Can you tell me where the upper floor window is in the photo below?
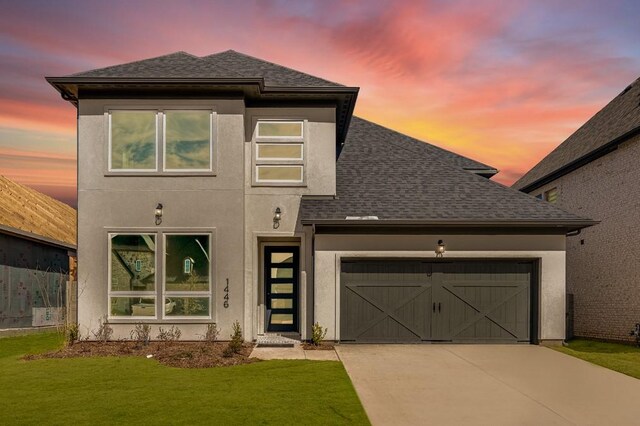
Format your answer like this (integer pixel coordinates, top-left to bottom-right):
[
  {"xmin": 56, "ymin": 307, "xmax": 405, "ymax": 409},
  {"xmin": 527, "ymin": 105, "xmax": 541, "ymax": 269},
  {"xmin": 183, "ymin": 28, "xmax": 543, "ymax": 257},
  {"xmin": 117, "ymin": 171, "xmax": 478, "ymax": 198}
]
[
  {"xmin": 110, "ymin": 111, "xmax": 158, "ymax": 171},
  {"xmin": 257, "ymin": 121, "xmax": 303, "ymax": 139},
  {"xmin": 109, "ymin": 109, "xmax": 214, "ymax": 173},
  {"xmin": 544, "ymin": 187, "xmax": 558, "ymax": 204},
  {"xmin": 255, "ymin": 120, "xmax": 305, "ymax": 185}
]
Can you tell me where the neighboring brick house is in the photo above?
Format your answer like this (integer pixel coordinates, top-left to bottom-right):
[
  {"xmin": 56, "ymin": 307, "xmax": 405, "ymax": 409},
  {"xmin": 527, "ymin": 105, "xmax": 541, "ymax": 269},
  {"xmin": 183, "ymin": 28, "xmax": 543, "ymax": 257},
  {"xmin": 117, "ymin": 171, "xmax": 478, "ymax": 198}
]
[{"xmin": 513, "ymin": 76, "xmax": 640, "ymax": 342}]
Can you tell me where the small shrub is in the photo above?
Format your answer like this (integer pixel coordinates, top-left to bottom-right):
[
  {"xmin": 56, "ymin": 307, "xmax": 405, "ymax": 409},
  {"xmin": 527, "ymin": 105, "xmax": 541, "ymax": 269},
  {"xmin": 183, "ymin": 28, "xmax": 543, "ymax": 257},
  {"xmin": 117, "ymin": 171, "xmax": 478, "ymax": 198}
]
[
  {"xmin": 64, "ymin": 323, "xmax": 80, "ymax": 346},
  {"xmin": 130, "ymin": 323, "xmax": 151, "ymax": 346},
  {"xmin": 222, "ymin": 346, "xmax": 235, "ymax": 358},
  {"xmin": 157, "ymin": 325, "xmax": 181, "ymax": 343},
  {"xmin": 201, "ymin": 323, "xmax": 220, "ymax": 344},
  {"xmin": 311, "ymin": 322, "xmax": 328, "ymax": 346},
  {"xmin": 93, "ymin": 316, "xmax": 113, "ymax": 342},
  {"xmin": 226, "ymin": 320, "xmax": 243, "ymax": 354}
]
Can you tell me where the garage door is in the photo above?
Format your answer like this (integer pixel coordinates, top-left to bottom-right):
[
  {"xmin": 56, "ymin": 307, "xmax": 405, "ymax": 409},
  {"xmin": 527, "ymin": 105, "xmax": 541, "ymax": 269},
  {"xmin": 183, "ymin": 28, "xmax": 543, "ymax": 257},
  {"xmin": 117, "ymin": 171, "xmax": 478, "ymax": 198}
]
[{"xmin": 340, "ymin": 260, "xmax": 533, "ymax": 343}]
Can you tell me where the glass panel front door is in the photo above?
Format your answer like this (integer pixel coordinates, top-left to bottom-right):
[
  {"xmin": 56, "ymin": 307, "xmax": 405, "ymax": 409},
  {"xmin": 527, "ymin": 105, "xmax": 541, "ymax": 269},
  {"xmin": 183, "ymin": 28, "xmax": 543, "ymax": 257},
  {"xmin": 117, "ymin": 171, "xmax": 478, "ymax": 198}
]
[{"xmin": 265, "ymin": 246, "xmax": 299, "ymax": 332}]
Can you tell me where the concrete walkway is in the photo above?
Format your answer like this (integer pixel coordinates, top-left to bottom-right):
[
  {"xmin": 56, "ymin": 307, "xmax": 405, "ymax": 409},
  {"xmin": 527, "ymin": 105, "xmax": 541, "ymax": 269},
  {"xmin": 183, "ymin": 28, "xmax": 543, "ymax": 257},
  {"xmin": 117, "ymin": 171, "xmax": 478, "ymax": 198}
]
[
  {"xmin": 250, "ymin": 344, "xmax": 339, "ymax": 361},
  {"xmin": 336, "ymin": 344, "xmax": 640, "ymax": 425}
]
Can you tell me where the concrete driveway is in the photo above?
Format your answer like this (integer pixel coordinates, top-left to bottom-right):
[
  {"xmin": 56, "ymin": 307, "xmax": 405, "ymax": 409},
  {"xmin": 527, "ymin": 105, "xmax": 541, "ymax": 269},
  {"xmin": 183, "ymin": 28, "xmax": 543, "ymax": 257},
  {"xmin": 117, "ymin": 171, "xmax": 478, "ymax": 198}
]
[{"xmin": 336, "ymin": 345, "xmax": 640, "ymax": 425}]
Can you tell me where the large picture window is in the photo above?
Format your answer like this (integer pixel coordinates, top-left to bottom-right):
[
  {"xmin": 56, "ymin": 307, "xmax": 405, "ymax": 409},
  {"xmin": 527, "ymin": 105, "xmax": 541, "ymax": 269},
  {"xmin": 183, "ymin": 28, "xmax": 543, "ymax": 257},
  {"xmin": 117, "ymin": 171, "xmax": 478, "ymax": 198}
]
[
  {"xmin": 108, "ymin": 232, "xmax": 212, "ymax": 320},
  {"xmin": 108, "ymin": 109, "xmax": 214, "ymax": 173},
  {"xmin": 255, "ymin": 120, "xmax": 305, "ymax": 184}
]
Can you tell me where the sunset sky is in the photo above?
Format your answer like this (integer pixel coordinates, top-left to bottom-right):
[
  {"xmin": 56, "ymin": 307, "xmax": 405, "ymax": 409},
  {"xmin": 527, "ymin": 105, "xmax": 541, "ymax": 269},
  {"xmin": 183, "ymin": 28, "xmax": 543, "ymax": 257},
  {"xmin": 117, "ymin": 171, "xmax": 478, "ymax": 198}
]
[{"xmin": 1, "ymin": 0, "xmax": 639, "ymax": 207}]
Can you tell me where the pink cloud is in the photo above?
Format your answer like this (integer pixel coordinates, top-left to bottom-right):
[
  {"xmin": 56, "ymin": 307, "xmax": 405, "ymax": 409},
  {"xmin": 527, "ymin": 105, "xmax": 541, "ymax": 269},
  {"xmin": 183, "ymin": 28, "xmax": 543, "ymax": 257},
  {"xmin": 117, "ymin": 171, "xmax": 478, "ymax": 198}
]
[{"xmin": 0, "ymin": 0, "xmax": 638, "ymax": 205}]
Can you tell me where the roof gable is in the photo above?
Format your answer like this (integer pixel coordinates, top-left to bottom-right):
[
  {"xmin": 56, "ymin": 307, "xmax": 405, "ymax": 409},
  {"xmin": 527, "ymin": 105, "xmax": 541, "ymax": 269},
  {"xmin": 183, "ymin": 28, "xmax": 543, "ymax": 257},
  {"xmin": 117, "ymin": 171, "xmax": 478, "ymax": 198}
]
[{"xmin": 514, "ymin": 76, "xmax": 640, "ymax": 191}]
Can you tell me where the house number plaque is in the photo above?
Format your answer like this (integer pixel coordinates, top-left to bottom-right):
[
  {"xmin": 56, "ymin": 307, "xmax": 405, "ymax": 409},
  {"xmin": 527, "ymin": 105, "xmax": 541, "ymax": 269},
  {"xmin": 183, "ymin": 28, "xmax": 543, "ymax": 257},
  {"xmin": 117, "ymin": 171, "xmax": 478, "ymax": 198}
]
[{"xmin": 223, "ymin": 278, "xmax": 229, "ymax": 308}]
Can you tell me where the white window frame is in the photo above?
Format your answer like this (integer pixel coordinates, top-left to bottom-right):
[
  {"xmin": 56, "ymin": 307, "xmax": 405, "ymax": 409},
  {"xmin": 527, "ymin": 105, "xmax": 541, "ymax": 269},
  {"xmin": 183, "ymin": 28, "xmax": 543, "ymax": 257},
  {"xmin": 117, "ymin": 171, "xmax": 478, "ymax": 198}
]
[
  {"xmin": 162, "ymin": 233, "xmax": 213, "ymax": 320},
  {"xmin": 255, "ymin": 165, "xmax": 305, "ymax": 184},
  {"xmin": 256, "ymin": 143, "xmax": 304, "ymax": 161},
  {"xmin": 107, "ymin": 231, "xmax": 214, "ymax": 321},
  {"xmin": 254, "ymin": 119, "xmax": 306, "ymax": 185},
  {"xmin": 108, "ymin": 233, "xmax": 158, "ymax": 320},
  {"xmin": 107, "ymin": 108, "xmax": 216, "ymax": 174},
  {"xmin": 162, "ymin": 109, "xmax": 215, "ymax": 173},
  {"xmin": 108, "ymin": 111, "xmax": 159, "ymax": 172},
  {"xmin": 256, "ymin": 120, "xmax": 304, "ymax": 140}
]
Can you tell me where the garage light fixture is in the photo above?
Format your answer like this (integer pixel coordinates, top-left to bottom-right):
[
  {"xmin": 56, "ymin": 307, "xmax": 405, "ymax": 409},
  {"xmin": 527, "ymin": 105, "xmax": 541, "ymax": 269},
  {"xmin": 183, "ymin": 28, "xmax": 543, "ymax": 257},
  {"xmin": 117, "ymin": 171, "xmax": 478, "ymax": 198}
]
[
  {"xmin": 155, "ymin": 203, "xmax": 163, "ymax": 226},
  {"xmin": 435, "ymin": 240, "xmax": 446, "ymax": 257}
]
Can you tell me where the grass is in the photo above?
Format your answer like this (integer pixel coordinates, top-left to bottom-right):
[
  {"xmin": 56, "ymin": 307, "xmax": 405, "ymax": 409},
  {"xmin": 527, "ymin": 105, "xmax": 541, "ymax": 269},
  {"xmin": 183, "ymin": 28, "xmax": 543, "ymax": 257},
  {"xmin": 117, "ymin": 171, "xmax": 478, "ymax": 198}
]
[
  {"xmin": 0, "ymin": 333, "xmax": 369, "ymax": 425},
  {"xmin": 554, "ymin": 338, "xmax": 640, "ymax": 379}
]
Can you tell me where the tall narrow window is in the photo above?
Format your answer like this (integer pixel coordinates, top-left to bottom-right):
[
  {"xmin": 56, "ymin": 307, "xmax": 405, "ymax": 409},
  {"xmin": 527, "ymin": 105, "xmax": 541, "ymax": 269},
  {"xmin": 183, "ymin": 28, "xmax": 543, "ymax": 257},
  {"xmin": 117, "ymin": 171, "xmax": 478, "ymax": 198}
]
[
  {"xmin": 109, "ymin": 234, "xmax": 156, "ymax": 318},
  {"xmin": 164, "ymin": 110, "xmax": 212, "ymax": 171},
  {"xmin": 255, "ymin": 120, "xmax": 304, "ymax": 184},
  {"xmin": 164, "ymin": 234, "xmax": 211, "ymax": 317},
  {"xmin": 109, "ymin": 111, "xmax": 157, "ymax": 170}
]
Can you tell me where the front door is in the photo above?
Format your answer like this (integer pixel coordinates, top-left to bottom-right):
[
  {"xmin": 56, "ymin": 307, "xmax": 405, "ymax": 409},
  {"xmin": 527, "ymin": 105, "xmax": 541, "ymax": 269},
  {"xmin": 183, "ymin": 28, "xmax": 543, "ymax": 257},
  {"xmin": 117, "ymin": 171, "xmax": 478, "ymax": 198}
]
[{"xmin": 264, "ymin": 246, "xmax": 299, "ymax": 332}]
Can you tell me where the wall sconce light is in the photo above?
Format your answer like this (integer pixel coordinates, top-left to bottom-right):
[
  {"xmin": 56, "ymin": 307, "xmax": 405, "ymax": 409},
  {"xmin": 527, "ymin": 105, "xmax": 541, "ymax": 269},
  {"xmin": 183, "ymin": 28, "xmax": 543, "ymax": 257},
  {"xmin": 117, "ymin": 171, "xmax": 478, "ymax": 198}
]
[
  {"xmin": 155, "ymin": 203, "xmax": 163, "ymax": 225},
  {"xmin": 273, "ymin": 207, "xmax": 282, "ymax": 229},
  {"xmin": 435, "ymin": 239, "xmax": 446, "ymax": 257}
]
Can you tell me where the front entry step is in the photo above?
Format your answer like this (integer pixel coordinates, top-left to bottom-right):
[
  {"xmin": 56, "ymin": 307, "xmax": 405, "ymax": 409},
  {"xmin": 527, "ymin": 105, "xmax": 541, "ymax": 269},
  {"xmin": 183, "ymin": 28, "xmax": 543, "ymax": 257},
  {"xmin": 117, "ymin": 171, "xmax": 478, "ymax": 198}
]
[{"xmin": 255, "ymin": 333, "xmax": 300, "ymax": 348}]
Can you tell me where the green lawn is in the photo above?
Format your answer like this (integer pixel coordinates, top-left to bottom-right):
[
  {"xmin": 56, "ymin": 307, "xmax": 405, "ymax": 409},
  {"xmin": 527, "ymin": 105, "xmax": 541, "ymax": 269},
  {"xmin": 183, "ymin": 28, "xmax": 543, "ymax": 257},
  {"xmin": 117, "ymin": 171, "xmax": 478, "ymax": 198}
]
[
  {"xmin": 554, "ymin": 338, "xmax": 640, "ymax": 379},
  {"xmin": 0, "ymin": 333, "xmax": 369, "ymax": 425}
]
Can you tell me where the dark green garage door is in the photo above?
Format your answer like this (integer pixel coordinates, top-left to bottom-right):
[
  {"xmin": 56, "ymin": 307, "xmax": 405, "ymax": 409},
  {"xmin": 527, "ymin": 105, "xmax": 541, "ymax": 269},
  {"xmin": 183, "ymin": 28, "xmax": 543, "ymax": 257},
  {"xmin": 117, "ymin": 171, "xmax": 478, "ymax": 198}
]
[{"xmin": 340, "ymin": 260, "xmax": 533, "ymax": 343}]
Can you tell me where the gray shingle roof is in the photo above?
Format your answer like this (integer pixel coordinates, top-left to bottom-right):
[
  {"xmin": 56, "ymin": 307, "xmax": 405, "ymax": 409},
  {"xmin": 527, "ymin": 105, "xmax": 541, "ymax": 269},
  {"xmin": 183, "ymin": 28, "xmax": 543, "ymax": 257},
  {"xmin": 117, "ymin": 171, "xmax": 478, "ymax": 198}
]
[
  {"xmin": 513, "ymin": 76, "xmax": 640, "ymax": 191},
  {"xmin": 70, "ymin": 50, "xmax": 343, "ymax": 87},
  {"xmin": 202, "ymin": 50, "xmax": 343, "ymax": 87},
  {"xmin": 301, "ymin": 117, "xmax": 591, "ymax": 225}
]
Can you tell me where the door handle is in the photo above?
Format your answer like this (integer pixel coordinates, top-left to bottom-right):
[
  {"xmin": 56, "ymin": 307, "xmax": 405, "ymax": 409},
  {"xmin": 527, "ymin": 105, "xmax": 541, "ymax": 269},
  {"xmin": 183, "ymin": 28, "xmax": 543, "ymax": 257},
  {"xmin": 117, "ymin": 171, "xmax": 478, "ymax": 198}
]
[
  {"xmin": 433, "ymin": 302, "xmax": 436, "ymax": 313},
  {"xmin": 438, "ymin": 302, "xmax": 441, "ymax": 313}
]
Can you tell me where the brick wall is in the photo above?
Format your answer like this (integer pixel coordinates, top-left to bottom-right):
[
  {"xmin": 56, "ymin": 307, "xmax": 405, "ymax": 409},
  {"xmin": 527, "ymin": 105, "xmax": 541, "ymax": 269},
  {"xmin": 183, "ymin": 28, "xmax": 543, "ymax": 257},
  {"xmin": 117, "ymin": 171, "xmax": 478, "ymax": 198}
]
[{"xmin": 532, "ymin": 134, "xmax": 640, "ymax": 342}]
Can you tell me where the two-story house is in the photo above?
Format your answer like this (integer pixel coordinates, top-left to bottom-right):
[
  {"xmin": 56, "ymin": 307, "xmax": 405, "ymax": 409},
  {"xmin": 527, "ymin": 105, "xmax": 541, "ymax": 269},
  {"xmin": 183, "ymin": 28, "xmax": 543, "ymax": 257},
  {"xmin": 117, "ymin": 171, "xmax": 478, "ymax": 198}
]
[
  {"xmin": 514, "ymin": 76, "xmax": 640, "ymax": 342},
  {"xmin": 47, "ymin": 50, "xmax": 594, "ymax": 344}
]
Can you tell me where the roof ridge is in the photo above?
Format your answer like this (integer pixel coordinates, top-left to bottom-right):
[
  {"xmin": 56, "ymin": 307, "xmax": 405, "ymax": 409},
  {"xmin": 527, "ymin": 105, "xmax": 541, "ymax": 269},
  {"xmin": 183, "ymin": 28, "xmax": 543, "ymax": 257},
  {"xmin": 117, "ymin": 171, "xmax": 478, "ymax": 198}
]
[
  {"xmin": 204, "ymin": 49, "xmax": 345, "ymax": 87},
  {"xmin": 69, "ymin": 51, "xmax": 199, "ymax": 77}
]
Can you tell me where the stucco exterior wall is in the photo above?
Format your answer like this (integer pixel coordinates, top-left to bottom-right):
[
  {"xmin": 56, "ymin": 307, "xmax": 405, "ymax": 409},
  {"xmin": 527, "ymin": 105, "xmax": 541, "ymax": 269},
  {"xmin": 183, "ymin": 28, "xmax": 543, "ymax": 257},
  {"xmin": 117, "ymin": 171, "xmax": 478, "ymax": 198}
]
[
  {"xmin": 77, "ymin": 99, "xmax": 246, "ymax": 340},
  {"xmin": 77, "ymin": 99, "xmax": 334, "ymax": 340},
  {"xmin": 314, "ymin": 234, "xmax": 567, "ymax": 342},
  {"xmin": 243, "ymin": 107, "xmax": 335, "ymax": 341},
  {"xmin": 531, "ymin": 134, "xmax": 640, "ymax": 342}
]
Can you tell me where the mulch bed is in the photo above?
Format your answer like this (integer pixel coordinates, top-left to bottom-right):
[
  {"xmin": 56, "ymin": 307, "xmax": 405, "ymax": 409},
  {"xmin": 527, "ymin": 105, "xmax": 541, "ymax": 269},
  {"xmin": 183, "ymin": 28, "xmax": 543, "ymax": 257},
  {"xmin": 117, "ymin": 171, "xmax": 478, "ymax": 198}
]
[
  {"xmin": 301, "ymin": 342, "xmax": 335, "ymax": 351},
  {"xmin": 23, "ymin": 341, "xmax": 257, "ymax": 368}
]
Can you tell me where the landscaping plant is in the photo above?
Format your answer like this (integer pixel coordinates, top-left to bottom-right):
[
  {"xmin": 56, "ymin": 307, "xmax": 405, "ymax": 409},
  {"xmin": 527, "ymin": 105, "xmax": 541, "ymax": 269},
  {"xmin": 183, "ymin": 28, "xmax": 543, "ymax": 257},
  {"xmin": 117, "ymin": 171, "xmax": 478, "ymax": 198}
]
[
  {"xmin": 224, "ymin": 320, "xmax": 243, "ymax": 356},
  {"xmin": 311, "ymin": 322, "xmax": 328, "ymax": 346},
  {"xmin": 92, "ymin": 316, "xmax": 113, "ymax": 342},
  {"xmin": 130, "ymin": 323, "xmax": 151, "ymax": 346},
  {"xmin": 202, "ymin": 323, "xmax": 220, "ymax": 344},
  {"xmin": 64, "ymin": 323, "xmax": 80, "ymax": 346},
  {"xmin": 157, "ymin": 326, "xmax": 182, "ymax": 343}
]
